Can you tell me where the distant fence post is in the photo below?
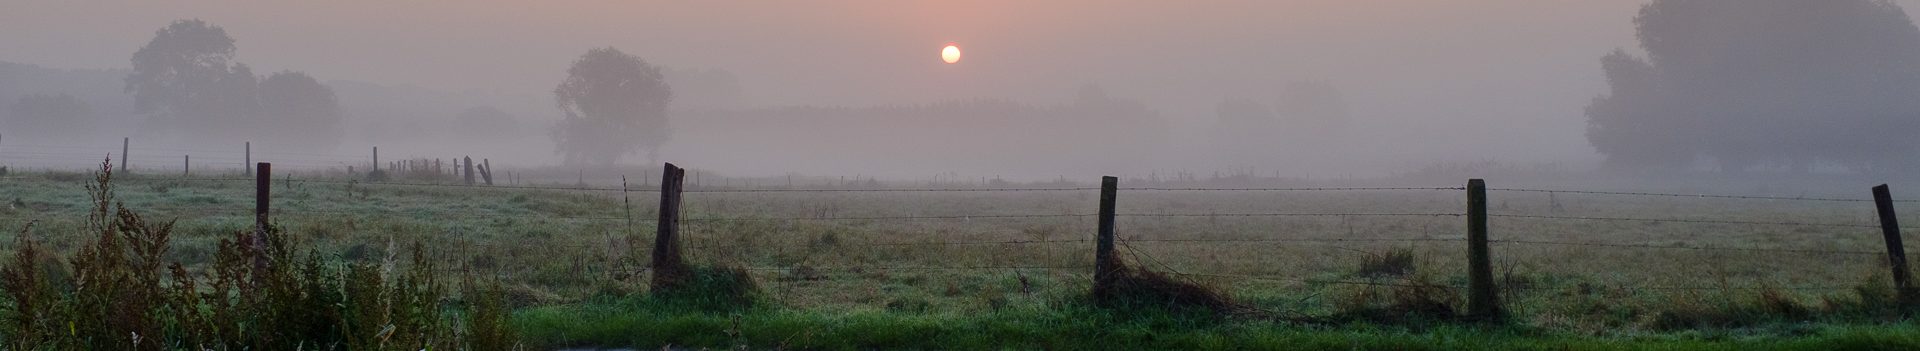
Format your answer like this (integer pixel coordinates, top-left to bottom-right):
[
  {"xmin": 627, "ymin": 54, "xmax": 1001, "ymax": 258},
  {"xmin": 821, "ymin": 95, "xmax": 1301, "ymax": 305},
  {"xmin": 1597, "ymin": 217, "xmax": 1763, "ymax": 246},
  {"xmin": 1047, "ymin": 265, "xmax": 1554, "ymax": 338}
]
[
  {"xmin": 480, "ymin": 158, "xmax": 493, "ymax": 186},
  {"xmin": 244, "ymin": 142, "xmax": 251, "ymax": 176},
  {"xmin": 463, "ymin": 156, "xmax": 475, "ymax": 185},
  {"xmin": 1093, "ymin": 176, "xmax": 1119, "ymax": 299},
  {"xmin": 1872, "ymin": 184, "xmax": 1915, "ymax": 306},
  {"xmin": 121, "ymin": 137, "xmax": 129, "ymax": 173},
  {"xmin": 183, "ymin": 155, "xmax": 189, "ymax": 176},
  {"xmin": 651, "ymin": 163, "xmax": 687, "ymax": 289},
  {"xmin": 1467, "ymin": 178, "xmax": 1500, "ymax": 320},
  {"xmin": 253, "ymin": 162, "xmax": 272, "ymax": 272},
  {"xmin": 622, "ymin": 175, "xmax": 632, "ymax": 232}
]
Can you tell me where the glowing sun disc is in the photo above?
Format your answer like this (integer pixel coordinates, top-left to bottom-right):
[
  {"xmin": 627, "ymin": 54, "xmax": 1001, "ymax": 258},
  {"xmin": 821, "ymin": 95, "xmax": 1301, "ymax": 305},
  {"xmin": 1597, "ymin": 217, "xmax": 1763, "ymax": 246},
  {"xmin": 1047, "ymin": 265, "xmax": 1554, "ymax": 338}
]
[{"xmin": 942, "ymin": 43, "xmax": 962, "ymax": 64}]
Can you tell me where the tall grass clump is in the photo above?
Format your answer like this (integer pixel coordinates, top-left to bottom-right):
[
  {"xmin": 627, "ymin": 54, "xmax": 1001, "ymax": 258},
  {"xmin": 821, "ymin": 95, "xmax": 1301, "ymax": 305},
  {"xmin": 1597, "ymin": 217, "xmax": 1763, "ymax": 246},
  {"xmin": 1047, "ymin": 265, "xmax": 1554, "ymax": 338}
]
[{"xmin": 0, "ymin": 159, "xmax": 519, "ymax": 350}]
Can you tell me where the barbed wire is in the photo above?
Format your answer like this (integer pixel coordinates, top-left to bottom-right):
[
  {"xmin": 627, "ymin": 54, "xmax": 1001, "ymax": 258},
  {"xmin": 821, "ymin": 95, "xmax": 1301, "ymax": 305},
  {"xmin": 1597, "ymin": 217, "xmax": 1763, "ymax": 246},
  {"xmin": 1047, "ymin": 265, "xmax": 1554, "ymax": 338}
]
[
  {"xmin": 1490, "ymin": 239, "xmax": 1883, "ymax": 255},
  {"xmin": 683, "ymin": 214, "xmax": 1095, "ymax": 222},
  {"xmin": 1125, "ymin": 238, "xmax": 1463, "ymax": 244},
  {"xmin": 1577, "ymin": 285, "xmax": 1855, "ymax": 291},
  {"xmin": 816, "ymin": 239, "xmax": 1089, "ymax": 247},
  {"xmin": 303, "ymin": 179, "xmax": 629, "ymax": 192},
  {"xmin": 1117, "ymin": 213, "xmax": 1462, "ymax": 218},
  {"xmin": 1119, "ymin": 187, "xmax": 1464, "ymax": 192},
  {"xmin": 1487, "ymin": 214, "xmax": 1879, "ymax": 228},
  {"xmin": 686, "ymin": 187, "xmax": 1099, "ymax": 193},
  {"xmin": 742, "ymin": 265, "xmax": 1091, "ymax": 271},
  {"xmin": 1489, "ymin": 188, "xmax": 1917, "ymax": 203},
  {"xmin": 1171, "ymin": 272, "xmax": 1468, "ymax": 289}
]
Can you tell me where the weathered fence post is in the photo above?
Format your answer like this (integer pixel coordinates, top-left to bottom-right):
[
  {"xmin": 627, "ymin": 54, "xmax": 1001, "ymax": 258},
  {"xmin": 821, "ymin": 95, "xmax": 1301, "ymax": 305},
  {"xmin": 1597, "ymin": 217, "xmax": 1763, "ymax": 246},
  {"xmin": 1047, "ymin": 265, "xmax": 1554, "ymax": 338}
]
[
  {"xmin": 463, "ymin": 156, "xmax": 475, "ymax": 185},
  {"xmin": 244, "ymin": 142, "xmax": 251, "ymax": 176},
  {"xmin": 183, "ymin": 155, "xmax": 189, "ymax": 176},
  {"xmin": 651, "ymin": 163, "xmax": 687, "ymax": 289},
  {"xmin": 372, "ymin": 146, "xmax": 379, "ymax": 172},
  {"xmin": 481, "ymin": 158, "xmax": 493, "ymax": 185},
  {"xmin": 622, "ymin": 175, "xmax": 633, "ymax": 233},
  {"xmin": 1093, "ymin": 176, "xmax": 1119, "ymax": 299},
  {"xmin": 1873, "ymin": 184, "xmax": 1915, "ymax": 305},
  {"xmin": 253, "ymin": 162, "xmax": 272, "ymax": 272},
  {"xmin": 1467, "ymin": 178, "xmax": 1500, "ymax": 320},
  {"xmin": 121, "ymin": 137, "xmax": 129, "ymax": 173}
]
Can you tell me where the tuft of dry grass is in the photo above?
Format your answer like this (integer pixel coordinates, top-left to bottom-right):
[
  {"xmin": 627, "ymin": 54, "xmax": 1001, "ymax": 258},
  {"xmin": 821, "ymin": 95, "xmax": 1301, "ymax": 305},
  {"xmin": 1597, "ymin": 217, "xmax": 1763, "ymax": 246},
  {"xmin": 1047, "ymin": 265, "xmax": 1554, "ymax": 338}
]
[{"xmin": 1094, "ymin": 255, "xmax": 1236, "ymax": 314}]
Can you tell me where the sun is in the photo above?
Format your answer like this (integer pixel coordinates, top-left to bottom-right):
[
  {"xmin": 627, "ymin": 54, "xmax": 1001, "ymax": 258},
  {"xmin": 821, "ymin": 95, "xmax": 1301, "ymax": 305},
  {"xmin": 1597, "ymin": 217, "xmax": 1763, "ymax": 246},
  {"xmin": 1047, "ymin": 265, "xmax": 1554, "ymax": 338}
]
[{"xmin": 942, "ymin": 43, "xmax": 962, "ymax": 64}]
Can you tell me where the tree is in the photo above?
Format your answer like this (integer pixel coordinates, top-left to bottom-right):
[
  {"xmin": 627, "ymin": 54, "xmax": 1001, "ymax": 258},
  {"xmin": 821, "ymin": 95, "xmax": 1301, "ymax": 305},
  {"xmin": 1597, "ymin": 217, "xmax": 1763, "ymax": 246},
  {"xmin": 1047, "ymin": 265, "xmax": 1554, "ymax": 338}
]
[
  {"xmin": 5, "ymin": 94, "xmax": 94, "ymax": 142},
  {"xmin": 552, "ymin": 47, "xmax": 673, "ymax": 166},
  {"xmin": 257, "ymin": 71, "xmax": 343, "ymax": 150},
  {"xmin": 125, "ymin": 19, "xmax": 258, "ymax": 142},
  {"xmin": 1590, "ymin": 0, "xmax": 1920, "ymax": 173}
]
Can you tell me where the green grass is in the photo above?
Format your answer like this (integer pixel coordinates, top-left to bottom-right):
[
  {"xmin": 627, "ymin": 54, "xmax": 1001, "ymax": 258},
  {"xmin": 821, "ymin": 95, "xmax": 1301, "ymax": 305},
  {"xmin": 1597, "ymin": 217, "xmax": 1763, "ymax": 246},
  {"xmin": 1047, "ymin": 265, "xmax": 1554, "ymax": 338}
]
[
  {"xmin": 5, "ymin": 170, "xmax": 1920, "ymax": 348},
  {"xmin": 515, "ymin": 298, "xmax": 1920, "ymax": 350}
]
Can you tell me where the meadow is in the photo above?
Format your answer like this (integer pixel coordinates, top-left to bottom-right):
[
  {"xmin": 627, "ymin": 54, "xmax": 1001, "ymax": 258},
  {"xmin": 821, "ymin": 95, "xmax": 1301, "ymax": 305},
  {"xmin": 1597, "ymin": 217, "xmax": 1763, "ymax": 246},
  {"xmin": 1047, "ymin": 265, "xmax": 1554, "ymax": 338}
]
[{"xmin": 1, "ymin": 165, "xmax": 1917, "ymax": 350}]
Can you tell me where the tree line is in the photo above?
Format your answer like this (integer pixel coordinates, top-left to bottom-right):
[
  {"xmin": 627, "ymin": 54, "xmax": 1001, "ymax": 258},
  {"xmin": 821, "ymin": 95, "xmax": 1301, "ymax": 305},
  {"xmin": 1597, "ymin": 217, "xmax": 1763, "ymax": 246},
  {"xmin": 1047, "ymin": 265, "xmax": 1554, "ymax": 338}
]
[{"xmin": 1587, "ymin": 0, "xmax": 1920, "ymax": 174}]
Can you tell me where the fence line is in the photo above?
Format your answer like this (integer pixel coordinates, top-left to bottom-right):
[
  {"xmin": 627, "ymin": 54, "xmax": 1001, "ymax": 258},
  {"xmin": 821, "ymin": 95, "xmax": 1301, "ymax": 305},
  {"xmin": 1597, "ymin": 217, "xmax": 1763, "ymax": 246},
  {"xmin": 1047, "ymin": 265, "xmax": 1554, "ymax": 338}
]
[
  {"xmin": 1490, "ymin": 239, "xmax": 1883, "ymax": 255},
  {"xmin": 1118, "ymin": 187, "xmax": 1464, "ymax": 192},
  {"xmin": 1118, "ymin": 213, "xmax": 1461, "ymax": 218},
  {"xmin": 1487, "ymin": 214, "xmax": 1879, "ymax": 228},
  {"xmin": 5, "ymin": 165, "xmax": 1917, "ymax": 315},
  {"xmin": 1491, "ymin": 187, "xmax": 1919, "ymax": 203}
]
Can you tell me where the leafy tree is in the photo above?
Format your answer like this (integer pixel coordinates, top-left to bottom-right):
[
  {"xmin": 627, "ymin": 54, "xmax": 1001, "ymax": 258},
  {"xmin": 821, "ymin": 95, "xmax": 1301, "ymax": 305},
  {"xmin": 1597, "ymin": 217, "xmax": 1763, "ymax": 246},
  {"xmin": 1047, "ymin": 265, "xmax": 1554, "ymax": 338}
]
[
  {"xmin": 4, "ymin": 93, "xmax": 95, "ymax": 141},
  {"xmin": 125, "ymin": 19, "xmax": 258, "ymax": 141},
  {"xmin": 1590, "ymin": 0, "xmax": 1920, "ymax": 173},
  {"xmin": 257, "ymin": 71, "xmax": 342, "ymax": 150},
  {"xmin": 552, "ymin": 47, "xmax": 673, "ymax": 166}
]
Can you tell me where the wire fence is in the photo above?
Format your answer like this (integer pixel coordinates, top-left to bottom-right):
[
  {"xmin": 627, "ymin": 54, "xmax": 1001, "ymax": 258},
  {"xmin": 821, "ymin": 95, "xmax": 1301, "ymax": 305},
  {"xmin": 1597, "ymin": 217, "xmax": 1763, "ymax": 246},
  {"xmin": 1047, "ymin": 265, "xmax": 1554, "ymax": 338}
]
[{"xmin": 1, "ymin": 166, "xmax": 1915, "ymax": 312}]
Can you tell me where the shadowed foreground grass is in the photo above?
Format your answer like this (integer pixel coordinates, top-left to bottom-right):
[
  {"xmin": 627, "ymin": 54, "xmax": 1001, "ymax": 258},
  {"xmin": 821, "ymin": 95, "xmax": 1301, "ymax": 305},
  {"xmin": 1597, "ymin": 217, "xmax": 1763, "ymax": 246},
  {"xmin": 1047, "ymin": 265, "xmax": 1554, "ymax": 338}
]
[{"xmin": 515, "ymin": 299, "xmax": 1920, "ymax": 350}]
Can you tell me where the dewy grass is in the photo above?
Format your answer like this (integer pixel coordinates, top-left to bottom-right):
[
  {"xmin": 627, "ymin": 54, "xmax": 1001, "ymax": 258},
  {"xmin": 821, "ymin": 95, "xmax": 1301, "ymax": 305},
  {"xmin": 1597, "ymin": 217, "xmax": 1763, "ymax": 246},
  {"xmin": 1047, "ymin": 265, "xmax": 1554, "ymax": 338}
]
[
  {"xmin": 6, "ymin": 168, "xmax": 1920, "ymax": 348},
  {"xmin": 514, "ymin": 299, "xmax": 1920, "ymax": 350}
]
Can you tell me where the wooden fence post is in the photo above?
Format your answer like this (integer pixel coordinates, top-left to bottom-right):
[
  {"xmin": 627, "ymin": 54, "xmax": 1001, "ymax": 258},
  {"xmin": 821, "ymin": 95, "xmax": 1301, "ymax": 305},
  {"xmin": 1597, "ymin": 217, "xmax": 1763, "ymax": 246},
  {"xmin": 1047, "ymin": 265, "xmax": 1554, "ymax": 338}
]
[
  {"xmin": 183, "ymin": 155, "xmax": 189, "ymax": 176},
  {"xmin": 1467, "ymin": 178, "xmax": 1500, "ymax": 320},
  {"xmin": 463, "ymin": 156, "xmax": 475, "ymax": 185},
  {"xmin": 244, "ymin": 142, "xmax": 251, "ymax": 176},
  {"xmin": 481, "ymin": 159, "xmax": 493, "ymax": 185},
  {"xmin": 1873, "ymin": 184, "xmax": 1915, "ymax": 305},
  {"xmin": 651, "ymin": 163, "xmax": 687, "ymax": 289},
  {"xmin": 253, "ymin": 162, "xmax": 272, "ymax": 272},
  {"xmin": 1093, "ymin": 176, "xmax": 1119, "ymax": 299},
  {"xmin": 121, "ymin": 137, "xmax": 129, "ymax": 173}
]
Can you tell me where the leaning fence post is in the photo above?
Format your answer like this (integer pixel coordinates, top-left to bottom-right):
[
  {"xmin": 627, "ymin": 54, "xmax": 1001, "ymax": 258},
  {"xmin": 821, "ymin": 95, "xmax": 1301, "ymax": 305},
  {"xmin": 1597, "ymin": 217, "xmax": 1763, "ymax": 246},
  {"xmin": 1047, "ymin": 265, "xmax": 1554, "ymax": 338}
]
[
  {"xmin": 1093, "ymin": 176, "xmax": 1119, "ymax": 299},
  {"xmin": 1873, "ymin": 184, "xmax": 1915, "ymax": 305},
  {"xmin": 1467, "ymin": 178, "xmax": 1500, "ymax": 320},
  {"xmin": 651, "ymin": 163, "xmax": 687, "ymax": 289},
  {"xmin": 481, "ymin": 158, "xmax": 493, "ymax": 185}
]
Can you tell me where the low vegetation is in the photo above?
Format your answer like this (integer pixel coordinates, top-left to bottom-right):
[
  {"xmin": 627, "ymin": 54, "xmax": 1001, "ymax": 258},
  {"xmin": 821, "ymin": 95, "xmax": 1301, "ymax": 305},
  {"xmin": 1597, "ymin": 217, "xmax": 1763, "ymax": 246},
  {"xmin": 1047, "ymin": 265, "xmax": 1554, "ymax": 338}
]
[
  {"xmin": 0, "ymin": 164, "xmax": 1916, "ymax": 349},
  {"xmin": 0, "ymin": 162, "xmax": 516, "ymax": 350}
]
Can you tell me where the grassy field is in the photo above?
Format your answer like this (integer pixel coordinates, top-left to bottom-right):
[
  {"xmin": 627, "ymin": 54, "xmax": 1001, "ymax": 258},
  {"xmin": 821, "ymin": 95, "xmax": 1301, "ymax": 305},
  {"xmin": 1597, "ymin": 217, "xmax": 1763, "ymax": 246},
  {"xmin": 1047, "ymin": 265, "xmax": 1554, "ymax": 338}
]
[{"xmin": 1, "ymin": 168, "xmax": 1917, "ymax": 349}]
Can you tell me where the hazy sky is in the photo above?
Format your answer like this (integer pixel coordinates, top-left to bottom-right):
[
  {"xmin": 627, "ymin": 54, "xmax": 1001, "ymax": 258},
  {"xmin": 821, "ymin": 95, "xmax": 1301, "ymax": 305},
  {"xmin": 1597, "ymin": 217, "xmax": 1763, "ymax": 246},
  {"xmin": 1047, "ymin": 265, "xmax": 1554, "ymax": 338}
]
[{"xmin": 10, "ymin": 1, "xmax": 1919, "ymax": 173}]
